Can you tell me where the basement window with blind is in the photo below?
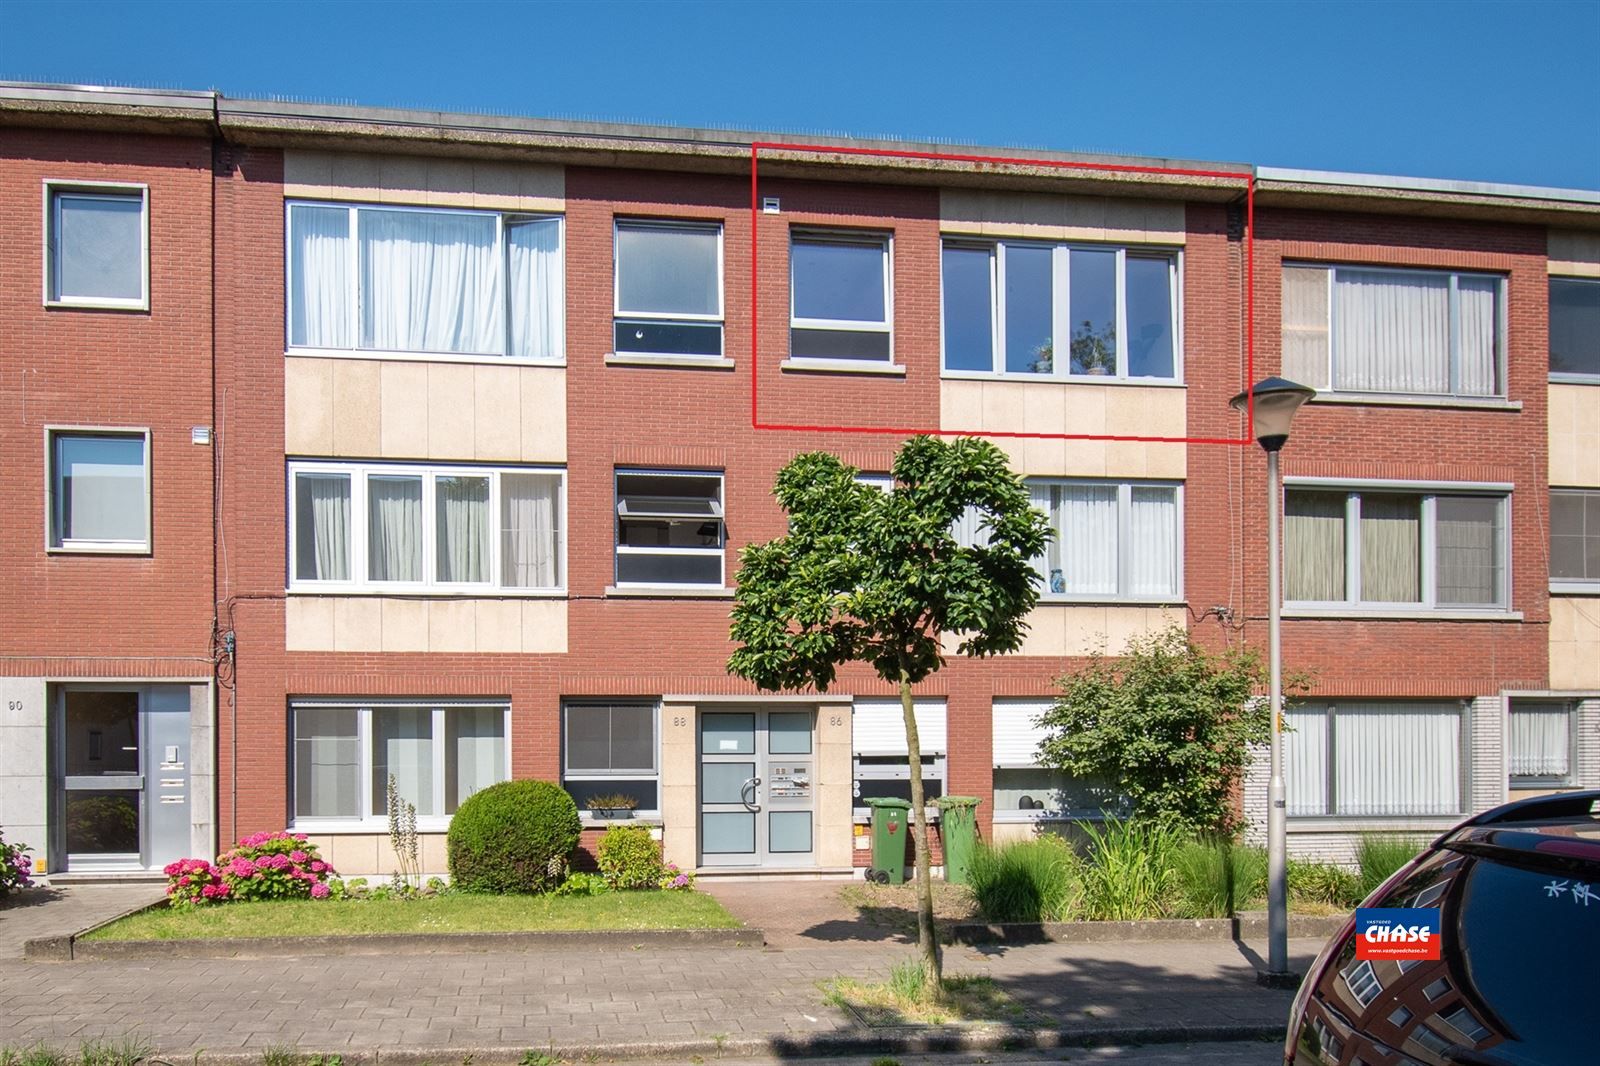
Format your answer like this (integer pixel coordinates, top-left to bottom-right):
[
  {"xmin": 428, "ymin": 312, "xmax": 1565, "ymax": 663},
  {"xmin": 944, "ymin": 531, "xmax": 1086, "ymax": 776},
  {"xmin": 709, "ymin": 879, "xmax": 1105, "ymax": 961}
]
[
  {"xmin": 1281, "ymin": 263, "xmax": 1505, "ymax": 400},
  {"xmin": 852, "ymin": 698, "xmax": 946, "ymax": 815},
  {"xmin": 614, "ymin": 470, "xmax": 725, "ymax": 587},
  {"xmin": 991, "ymin": 699, "xmax": 1123, "ymax": 821},
  {"xmin": 1508, "ymin": 702, "xmax": 1573, "ymax": 786},
  {"xmin": 562, "ymin": 702, "xmax": 660, "ymax": 816},
  {"xmin": 1284, "ymin": 486, "xmax": 1508, "ymax": 612}
]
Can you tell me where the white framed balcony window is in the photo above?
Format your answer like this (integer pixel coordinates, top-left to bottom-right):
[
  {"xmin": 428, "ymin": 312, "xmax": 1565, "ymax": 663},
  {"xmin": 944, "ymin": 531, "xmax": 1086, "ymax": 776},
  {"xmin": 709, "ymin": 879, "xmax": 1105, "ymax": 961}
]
[
  {"xmin": 1508, "ymin": 701, "xmax": 1573, "ymax": 785},
  {"xmin": 613, "ymin": 219, "xmax": 724, "ymax": 358},
  {"xmin": 1027, "ymin": 479, "xmax": 1181, "ymax": 602},
  {"xmin": 614, "ymin": 469, "xmax": 724, "ymax": 588},
  {"xmin": 790, "ymin": 230, "xmax": 893, "ymax": 364},
  {"xmin": 291, "ymin": 700, "xmax": 510, "ymax": 829},
  {"xmin": 562, "ymin": 701, "xmax": 660, "ymax": 817},
  {"xmin": 286, "ymin": 201, "xmax": 564, "ymax": 361},
  {"xmin": 1284, "ymin": 484, "xmax": 1508, "ymax": 612},
  {"xmin": 1550, "ymin": 277, "xmax": 1600, "ymax": 382},
  {"xmin": 288, "ymin": 461, "xmax": 564, "ymax": 593},
  {"xmin": 44, "ymin": 182, "xmax": 149, "ymax": 310},
  {"xmin": 1285, "ymin": 701, "xmax": 1465, "ymax": 818},
  {"xmin": 941, "ymin": 239, "xmax": 1180, "ymax": 381},
  {"xmin": 1282, "ymin": 263, "xmax": 1505, "ymax": 399},
  {"xmin": 46, "ymin": 428, "xmax": 151, "ymax": 553}
]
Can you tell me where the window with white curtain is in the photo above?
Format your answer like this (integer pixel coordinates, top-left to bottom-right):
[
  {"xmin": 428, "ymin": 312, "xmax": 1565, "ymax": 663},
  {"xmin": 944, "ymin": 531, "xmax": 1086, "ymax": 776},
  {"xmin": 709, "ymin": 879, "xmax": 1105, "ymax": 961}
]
[
  {"xmin": 791, "ymin": 230, "xmax": 893, "ymax": 362},
  {"xmin": 613, "ymin": 219, "xmax": 723, "ymax": 357},
  {"xmin": 614, "ymin": 470, "xmax": 724, "ymax": 587},
  {"xmin": 1550, "ymin": 489, "xmax": 1600, "ymax": 586},
  {"xmin": 1285, "ymin": 702, "xmax": 1464, "ymax": 817},
  {"xmin": 1508, "ymin": 702, "xmax": 1572, "ymax": 783},
  {"xmin": 287, "ymin": 202, "xmax": 564, "ymax": 360},
  {"xmin": 942, "ymin": 239, "xmax": 1179, "ymax": 380},
  {"xmin": 289, "ymin": 461, "xmax": 563, "ymax": 592},
  {"xmin": 1284, "ymin": 486, "xmax": 1507, "ymax": 610},
  {"xmin": 1281, "ymin": 264, "xmax": 1503, "ymax": 398},
  {"xmin": 1027, "ymin": 479, "xmax": 1180, "ymax": 601},
  {"xmin": 46, "ymin": 184, "xmax": 149, "ymax": 309},
  {"xmin": 48, "ymin": 429, "xmax": 150, "ymax": 552},
  {"xmin": 292, "ymin": 701, "xmax": 509, "ymax": 826}
]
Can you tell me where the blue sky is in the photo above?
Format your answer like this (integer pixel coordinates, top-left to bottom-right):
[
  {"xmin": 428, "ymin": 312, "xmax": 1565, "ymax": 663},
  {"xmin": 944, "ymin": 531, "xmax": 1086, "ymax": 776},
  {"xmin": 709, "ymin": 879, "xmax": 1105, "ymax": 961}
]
[{"xmin": 3, "ymin": 0, "xmax": 1596, "ymax": 189}]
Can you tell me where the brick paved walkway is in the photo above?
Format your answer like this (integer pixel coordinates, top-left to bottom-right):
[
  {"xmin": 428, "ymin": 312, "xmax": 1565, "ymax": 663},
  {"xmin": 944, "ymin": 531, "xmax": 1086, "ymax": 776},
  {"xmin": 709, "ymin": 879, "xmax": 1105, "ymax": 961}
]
[
  {"xmin": 0, "ymin": 884, "xmax": 163, "ymax": 959},
  {"xmin": 1, "ymin": 935, "xmax": 1317, "ymax": 1057}
]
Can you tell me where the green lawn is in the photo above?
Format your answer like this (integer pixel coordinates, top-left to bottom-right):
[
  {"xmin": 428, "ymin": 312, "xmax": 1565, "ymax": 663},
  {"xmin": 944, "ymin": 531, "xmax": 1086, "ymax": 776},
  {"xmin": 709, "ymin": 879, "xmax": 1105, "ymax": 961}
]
[{"xmin": 83, "ymin": 890, "xmax": 741, "ymax": 941}]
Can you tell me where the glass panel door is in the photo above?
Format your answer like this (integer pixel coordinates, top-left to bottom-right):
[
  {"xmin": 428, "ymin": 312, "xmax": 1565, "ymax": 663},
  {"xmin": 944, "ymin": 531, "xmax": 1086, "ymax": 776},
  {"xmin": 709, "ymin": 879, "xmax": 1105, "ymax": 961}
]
[
  {"xmin": 697, "ymin": 710, "xmax": 814, "ymax": 868},
  {"xmin": 62, "ymin": 691, "xmax": 142, "ymax": 864}
]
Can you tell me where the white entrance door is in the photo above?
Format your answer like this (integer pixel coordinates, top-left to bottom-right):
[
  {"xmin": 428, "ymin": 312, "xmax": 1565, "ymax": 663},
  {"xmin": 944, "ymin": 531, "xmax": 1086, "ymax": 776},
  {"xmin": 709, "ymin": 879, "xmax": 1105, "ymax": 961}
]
[{"xmin": 698, "ymin": 709, "xmax": 815, "ymax": 867}]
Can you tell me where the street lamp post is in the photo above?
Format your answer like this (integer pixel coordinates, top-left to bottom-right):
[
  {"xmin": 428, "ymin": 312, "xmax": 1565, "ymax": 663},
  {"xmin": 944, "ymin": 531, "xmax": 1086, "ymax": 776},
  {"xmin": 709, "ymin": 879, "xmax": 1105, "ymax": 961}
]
[{"xmin": 1230, "ymin": 377, "xmax": 1315, "ymax": 988}]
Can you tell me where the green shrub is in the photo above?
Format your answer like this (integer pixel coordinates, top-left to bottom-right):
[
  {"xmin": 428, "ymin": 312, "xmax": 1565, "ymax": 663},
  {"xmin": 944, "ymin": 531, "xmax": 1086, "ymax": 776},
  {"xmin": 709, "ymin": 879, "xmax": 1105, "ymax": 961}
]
[
  {"xmin": 968, "ymin": 835, "xmax": 1079, "ymax": 922},
  {"xmin": 1169, "ymin": 839, "xmax": 1230, "ymax": 918},
  {"xmin": 1077, "ymin": 819, "xmax": 1178, "ymax": 921},
  {"xmin": 596, "ymin": 825, "xmax": 664, "ymax": 889},
  {"xmin": 446, "ymin": 780, "xmax": 580, "ymax": 894},
  {"xmin": 1288, "ymin": 861, "xmax": 1362, "ymax": 907},
  {"xmin": 1231, "ymin": 844, "xmax": 1269, "ymax": 907},
  {"xmin": 1356, "ymin": 834, "xmax": 1423, "ymax": 902},
  {"xmin": 551, "ymin": 871, "xmax": 610, "ymax": 897}
]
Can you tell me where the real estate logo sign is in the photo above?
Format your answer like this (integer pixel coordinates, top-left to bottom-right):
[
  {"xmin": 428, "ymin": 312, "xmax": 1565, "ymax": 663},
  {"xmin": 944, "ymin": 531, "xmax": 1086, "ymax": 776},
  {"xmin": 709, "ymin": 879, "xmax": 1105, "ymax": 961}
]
[{"xmin": 1355, "ymin": 907, "xmax": 1442, "ymax": 960}]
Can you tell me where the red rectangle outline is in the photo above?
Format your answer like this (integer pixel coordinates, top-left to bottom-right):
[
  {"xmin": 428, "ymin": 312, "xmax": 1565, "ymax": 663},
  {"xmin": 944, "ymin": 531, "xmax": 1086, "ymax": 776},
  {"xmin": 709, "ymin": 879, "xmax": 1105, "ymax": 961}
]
[{"xmin": 749, "ymin": 142, "xmax": 1256, "ymax": 447}]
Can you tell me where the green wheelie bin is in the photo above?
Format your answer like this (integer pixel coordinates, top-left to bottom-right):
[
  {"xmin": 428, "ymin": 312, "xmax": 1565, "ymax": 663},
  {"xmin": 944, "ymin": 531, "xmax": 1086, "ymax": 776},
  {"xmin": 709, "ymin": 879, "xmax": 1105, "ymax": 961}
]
[
  {"xmin": 936, "ymin": 796, "xmax": 981, "ymax": 884},
  {"xmin": 863, "ymin": 796, "xmax": 912, "ymax": 884}
]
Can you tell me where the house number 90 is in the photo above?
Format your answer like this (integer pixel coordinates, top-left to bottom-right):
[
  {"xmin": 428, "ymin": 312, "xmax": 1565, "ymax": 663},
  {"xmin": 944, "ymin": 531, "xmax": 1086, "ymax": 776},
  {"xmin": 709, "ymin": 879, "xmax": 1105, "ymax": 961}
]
[{"xmin": 6, "ymin": 701, "xmax": 21, "ymax": 712}]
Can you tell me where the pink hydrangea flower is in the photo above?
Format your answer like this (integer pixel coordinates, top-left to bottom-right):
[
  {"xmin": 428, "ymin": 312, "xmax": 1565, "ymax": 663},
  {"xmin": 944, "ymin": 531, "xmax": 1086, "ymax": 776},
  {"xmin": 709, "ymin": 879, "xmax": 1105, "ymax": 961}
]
[
  {"xmin": 310, "ymin": 861, "xmax": 326, "ymax": 873},
  {"xmin": 290, "ymin": 850, "xmax": 308, "ymax": 863},
  {"xmin": 310, "ymin": 882, "xmax": 330, "ymax": 899}
]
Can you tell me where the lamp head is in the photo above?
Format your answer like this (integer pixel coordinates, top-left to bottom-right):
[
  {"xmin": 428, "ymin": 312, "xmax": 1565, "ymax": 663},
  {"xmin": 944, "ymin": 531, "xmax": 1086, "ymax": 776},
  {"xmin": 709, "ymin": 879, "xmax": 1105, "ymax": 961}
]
[{"xmin": 1229, "ymin": 377, "xmax": 1316, "ymax": 452}]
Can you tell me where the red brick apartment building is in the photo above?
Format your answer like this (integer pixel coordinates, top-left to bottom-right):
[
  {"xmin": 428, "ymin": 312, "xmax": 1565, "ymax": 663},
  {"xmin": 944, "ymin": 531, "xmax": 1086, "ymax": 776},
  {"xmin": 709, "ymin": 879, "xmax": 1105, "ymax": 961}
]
[{"xmin": 3, "ymin": 83, "xmax": 1598, "ymax": 879}]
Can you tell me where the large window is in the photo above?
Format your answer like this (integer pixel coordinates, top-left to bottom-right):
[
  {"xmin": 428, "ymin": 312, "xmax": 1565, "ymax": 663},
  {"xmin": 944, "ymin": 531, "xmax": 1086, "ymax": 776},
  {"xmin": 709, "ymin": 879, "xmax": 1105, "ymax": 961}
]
[
  {"xmin": 562, "ymin": 702, "xmax": 659, "ymax": 815},
  {"xmin": 613, "ymin": 220, "xmax": 724, "ymax": 358},
  {"xmin": 991, "ymin": 699, "xmax": 1119, "ymax": 820},
  {"xmin": 289, "ymin": 461, "xmax": 563, "ymax": 592},
  {"xmin": 853, "ymin": 698, "xmax": 946, "ymax": 814},
  {"xmin": 1550, "ymin": 277, "xmax": 1600, "ymax": 379},
  {"xmin": 1028, "ymin": 480, "xmax": 1180, "ymax": 601},
  {"xmin": 287, "ymin": 202, "xmax": 563, "ymax": 360},
  {"xmin": 292, "ymin": 701, "xmax": 509, "ymax": 826},
  {"xmin": 790, "ymin": 231, "xmax": 892, "ymax": 363},
  {"xmin": 1508, "ymin": 701, "xmax": 1572, "ymax": 784},
  {"xmin": 46, "ymin": 184, "xmax": 149, "ymax": 309},
  {"xmin": 1282, "ymin": 264, "xmax": 1504, "ymax": 399},
  {"xmin": 47, "ymin": 429, "xmax": 150, "ymax": 552},
  {"xmin": 614, "ymin": 470, "xmax": 724, "ymax": 587},
  {"xmin": 1552, "ymin": 488, "xmax": 1600, "ymax": 588},
  {"xmin": 1285, "ymin": 486, "xmax": 1507, "ymax": 610},
  {"xmin": 942, "ymin": 240, "xmax": 1178, "ymax": 380},
  {"xmin": 1285, "ymin": 702, "xmax": 1464, "ymax": 817}
]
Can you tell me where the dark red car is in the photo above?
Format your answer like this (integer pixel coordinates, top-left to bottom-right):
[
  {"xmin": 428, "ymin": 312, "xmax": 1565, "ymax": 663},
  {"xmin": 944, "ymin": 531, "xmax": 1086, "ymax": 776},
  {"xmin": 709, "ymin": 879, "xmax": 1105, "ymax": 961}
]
[{"xmin": 1285, "ymin": 790, "xmax": 1600, "ymax": 1065}]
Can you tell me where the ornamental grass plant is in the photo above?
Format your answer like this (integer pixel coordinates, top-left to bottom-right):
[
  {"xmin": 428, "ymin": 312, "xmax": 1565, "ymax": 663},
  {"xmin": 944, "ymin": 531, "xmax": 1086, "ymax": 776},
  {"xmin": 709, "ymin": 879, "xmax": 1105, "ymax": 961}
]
[{"xmin": 967, "ymin": 835, "xmax": 1080, "ymax": 922}]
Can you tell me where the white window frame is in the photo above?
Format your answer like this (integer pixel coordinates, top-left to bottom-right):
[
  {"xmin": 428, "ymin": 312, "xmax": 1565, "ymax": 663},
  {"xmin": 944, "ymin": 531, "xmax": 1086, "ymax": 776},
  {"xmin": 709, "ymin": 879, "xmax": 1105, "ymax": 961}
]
[
  {"xmin": 611, "ymin": 218, "xmax": 726, "ymax": 359},
  {"xmin": 940, "ymin": 238, "xmax": 1183, "ymax": 383},
  {"xmin": 1285, "ymin": 262, "xmax": 1508, "ymax": 400},
  {"xmin": 289, "ymin": 699, "xmax": 512, "ymax": 832},
  {"xmin": 44, "ymin": 426, "xmax": 152, "ymax": 555},
  {"xmin": 561, "ymin": 700, "xmax": 662, "ymax": 820},
  {"xmin": 613, "ymin": 468, "xmax": 726, "ymax": 590},
  {"xmin": 284, "ymin": 200, "xmax": 565, "ymax": 364},
  {"xmin": 1507, "ymin": 700, "xmax": 1575, "ymax": 787},
  {"xmin": 1289, "ymin": 701, "xmax": 1468, "ymax": 819},
  {"xmin": 990, "ymin": 698, "xmax": 1120, "ymax": 824},
  {"xmin": 286, "ymin": 459, "xmax": 566, "ymax": 595},
  {"xmin": 1550, "ymin": 487, "xmax": 1600, "ymax": 594},
  {"xmin": 789, "ymin": 228, "xmax": 895, "ymax": 365},
  {"xmin": 43, "ymin": 181, "xmax": 151, "ymax": 311},
  {"xmin": 1027, "ymin": 478, "xmax": 1185, "ymax": 604},
  {"xmin": 1283, "ymin": 478, "xmax": 1511, "ymax": 614},
  {"xmin": 1550, "ymin": 275, "xmax": 1600, "ymax": 384}
]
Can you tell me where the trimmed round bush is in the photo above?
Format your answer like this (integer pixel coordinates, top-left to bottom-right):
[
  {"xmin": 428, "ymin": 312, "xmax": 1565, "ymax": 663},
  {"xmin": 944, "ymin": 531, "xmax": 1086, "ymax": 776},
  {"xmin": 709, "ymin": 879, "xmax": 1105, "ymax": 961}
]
[
  {"xmin": 447, "ymin": 780, "xmax": 581, "ymax": 894},
  {"xmin": 596, "ymin": 824, "xmax": 665, "ymax": 889}
]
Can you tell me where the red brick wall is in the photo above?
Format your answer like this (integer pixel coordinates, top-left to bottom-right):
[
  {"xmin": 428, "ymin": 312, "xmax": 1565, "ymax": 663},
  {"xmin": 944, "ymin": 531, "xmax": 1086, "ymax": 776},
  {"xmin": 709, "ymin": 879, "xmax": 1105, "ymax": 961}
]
[{"xmin": 0, "ymin": 130, "xmax": 215, "ymax": 677}]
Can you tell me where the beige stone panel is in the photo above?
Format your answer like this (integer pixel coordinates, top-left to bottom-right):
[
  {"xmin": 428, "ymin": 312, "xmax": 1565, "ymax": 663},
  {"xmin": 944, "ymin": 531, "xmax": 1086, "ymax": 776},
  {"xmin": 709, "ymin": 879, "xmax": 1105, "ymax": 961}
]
[
  {"xmin": 471, "ymin": 160, "xmax": 524, "ymax": 206},
  {"xmin": 282, "ymin": 150, "xmax": 333, "ymax": 188},
  {"xmin": 660, "ymin": 701, "xmax": 699, "ymax": 869},
  {"xmin": 1144, "ymin": 444, "xmax": 1187, "ymax": 480},
  {"xmin": 1060, "ymin": 387, "xmax": 1109, "ymax": 437},
  {"xmin": 1023, "ymin": 437, "xmax": 1106, "ymax": 478},
  {"xmin": 284, "ymin": 357, "xmax": 334, "ymax": 455},
  {"xmin": 330, "ymin": 359, "xmax": 381, "ymax": 456},
  {"xmin": 1549, "ymin": 385, "xmax": 1600, "ymax": 488},
  {"xmin": 325, "ymin": 833, "xmax": 380, "ymax": 876},
  {"xmin": 1550, "ymin": 598, "xmax": 1600, "ymax": 689},
  {"xmin": 517, "ymin": 165, "xmax": 565, "ymax": 208},
  {"xmin": 1056, "ymin": 606, "xmax": 1112, "ymax": 656},
  {"xmin": 940, "ymin": 379, "xmax": 984, "ymax": 431},
  {"xmin": 1019, "ymin": 604, "xmax": 1068, "ymax": 656},
  {"xmin": 979, "ymin": 380, "xmax": 1025, "ymax": 431},
  {"xmin": 333, "ymin": 597, "xmax": 383, "ymax": 652},
  {"xmin": 474, "ymin": 600, "xmax": 523, "ymax": 653},
  {"xmin": 425, "ymin": 159, "xmax": 476, "ymax": 206},
  {"xmin": 989, "ymin": 821, "xmax": 1037, "ymax": 845},
  {"xmin": 376, "ymin": 156, "xmax": 428, "ymax": 203},
  {"xmin": 1022, "ymin": 382, "xmax": 1068, "ymax": 434},
  {"xmin": 427, "ymin": 600, "xmax": 477, "ymax": 653},
  {"xmin": 286, "ymin": 150, "xmax": 564, "ymax": 212},
  {"xmin": 1104, "ymin": 606, "xmax": 1184, "ymax": 650},
  {"xmin": 285, "ymin": 598, "xmax": 336, "ymax": 652},
  {"xmin": 1550, "ymin": 230, "xmax": 1600, "ymax": 276},
  {"xmin": 420, "ymin": 834, "xmax": 449, "ymax": 876},
  {"xmin": 380, "ymin": 599, "xmax": 429, "ymax": 652},
  {"xmin": 1104, "ymin": 385, "xmax": 1185, "ymax": 438},
  {"xmin": 519, "ymin": 368, "xmax": 567, "ymax": 462},
  {"xmin": 426, "ymin": 364, "xmax": 476, "ymax": 459},
  {"xmin": 379, "ymin": 362, "xmax": 430, "ymax": 457},
  {"xmin": 314, "ymin": 152, "xmax": 381, "ymax": 203},
  {"xmin": 1101, "ymin": 440, "xmax": 1149, "ymax": 478},
  {"xmin": 939, "ymin": 188, "xmax": 1185, "ymax": 245},
  {"xmin": 816, "ymin": 701, "xmax": 854, "ymax": 869},
  {"xmin": 520, "ymin": 600, "xmax": 568, "ymax": 653},
  {"xmin": 473, "ymin": 365, "xmax": 523, "ymax": 460},
  {"xmin": 993, "ymin": 436, "xmax": 1028, "ymax": 472}
]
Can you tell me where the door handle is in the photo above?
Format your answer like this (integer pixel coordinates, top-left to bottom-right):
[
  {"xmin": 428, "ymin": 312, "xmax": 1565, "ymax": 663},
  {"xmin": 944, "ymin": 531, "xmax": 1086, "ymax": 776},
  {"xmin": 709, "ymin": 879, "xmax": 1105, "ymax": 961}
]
[{"xmin": 741, "ymin": 776, "xmax": 762, "ymax": 810}]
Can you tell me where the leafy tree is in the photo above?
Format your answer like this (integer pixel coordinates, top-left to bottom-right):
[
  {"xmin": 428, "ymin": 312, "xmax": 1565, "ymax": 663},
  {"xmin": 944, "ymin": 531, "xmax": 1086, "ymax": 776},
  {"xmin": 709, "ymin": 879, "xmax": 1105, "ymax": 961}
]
[
  {"xmin": 728, "ymin": 436, "xmax": 1050, "ymax": 993},
  {"xmin": 1037, "ymin": 625, "xmax": 1302, "ymax": 838}
]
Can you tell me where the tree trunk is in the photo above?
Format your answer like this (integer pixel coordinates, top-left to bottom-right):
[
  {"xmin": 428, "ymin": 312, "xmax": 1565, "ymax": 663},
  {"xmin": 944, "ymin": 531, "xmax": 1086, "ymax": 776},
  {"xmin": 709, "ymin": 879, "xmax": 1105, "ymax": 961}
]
[{"xmin": 900, "ymin": 672, "xmax": 942, "ymax": 997}]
